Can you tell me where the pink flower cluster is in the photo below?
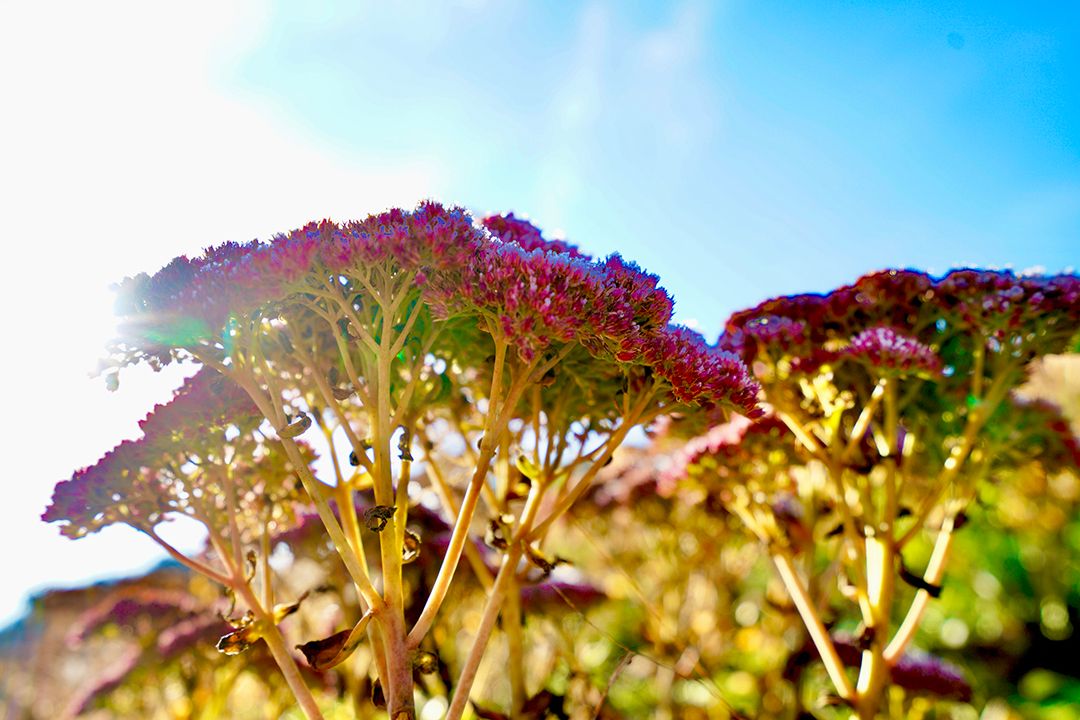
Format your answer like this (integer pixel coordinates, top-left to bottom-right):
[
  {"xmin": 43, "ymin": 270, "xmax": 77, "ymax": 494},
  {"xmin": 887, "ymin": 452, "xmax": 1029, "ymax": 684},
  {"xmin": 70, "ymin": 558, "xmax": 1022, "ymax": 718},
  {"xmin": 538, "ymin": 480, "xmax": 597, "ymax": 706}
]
[
  {"xmin": 519, "ymin": 580, "xmax": 606, "ymax": 613},
  {"xmin": 833, "ymin": 637, "xmax": 972, "ymax": 701},
  {"xmin": 661, "ymin": 414, "xmax": 793, "ymax": 493},
  {"xmin": 721, "ymin": 268, "xmax": 1080, "ymax": 375},
  {"xmin": 116, "ymin": 202, "xmax": 487, "ymax": 338},
  {"xmin": 482, "ymin": 213, "xmax": 584, "ymax": 257},
  {"xmin": 115, "ymin": 203, "xmax": 759, "ymax": 417},
  {"xmin": 69, "ymin": 588, "xmax": 199, "ymax": 645},
  {"xmin": 42, "ymin": 369, "xmax": 258, "ymax": 538},
  {"xmin": 622, "ymin": 326, "xmax": 761, "ymax": 414},
  {"xmin": 42, "ymin": 438, "xmax": 168, "ymax": 538},
  {"xmin": 1004, "ymin": 396, "xmax": 1080, "ymax": 470},
  {"xmin": 138, "ymin": 367, "xmax": 261, "ymax": 447},
  {"xmin": 842, "ymin": 326, "xmax": 942, "ymax": 376}
]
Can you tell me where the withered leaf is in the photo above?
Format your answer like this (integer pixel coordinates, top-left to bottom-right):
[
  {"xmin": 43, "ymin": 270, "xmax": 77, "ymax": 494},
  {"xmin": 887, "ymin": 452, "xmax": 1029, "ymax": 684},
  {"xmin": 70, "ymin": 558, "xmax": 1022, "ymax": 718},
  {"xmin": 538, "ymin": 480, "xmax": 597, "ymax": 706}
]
[
  {"xmin": 296, "ymin": 612, "xmax": 373, "ymax": 670},
  {"xmin": 279, "ymin": 413, "xmax": 312, "ymax": 439},
  {"xmin": 272, "ymin": 591, "xmax": 309, "ymax": 623},
  {"xmin": 364, "ymin": 505, "xmax": 396, "ymax": 532},
  {"xmin": 216, "ymin": 627, "xmax": 256, "ymax": 655},
  {"xmin": 402, "ymin": 528, "xmax": 421, "ymax": 564},
  {"xmin": 331, "ymin": 386, "xmax": 354, "ymax": 401},
  {"xmin": 484, "ymin": 514, "xmax": 515, "ymax": 551}
]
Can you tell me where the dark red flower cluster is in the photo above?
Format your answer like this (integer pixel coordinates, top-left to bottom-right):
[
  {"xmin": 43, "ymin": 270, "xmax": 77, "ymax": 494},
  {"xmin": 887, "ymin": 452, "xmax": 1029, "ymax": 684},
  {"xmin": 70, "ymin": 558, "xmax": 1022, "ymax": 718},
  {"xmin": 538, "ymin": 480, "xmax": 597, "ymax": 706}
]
[
  {"xmin": 628, "ymin": 326, "xmax": 760, "ymax": 413},
  {"xmin": 116, "ymin": 202, "xmax": 487, "ymax": 340},
  {"xmin": 998, "ymin": 396, "xmax": 1080, "ymax": 470},
  {"xmin": 156, "ymin": 614, "xmax": 233, "ymax": 659},
  {"xmin": 519, "ymin": 580, "xmax": 606, "ymax": 614},
  {"xmin": 935, "ymin": 270, "xmax": 1080, "ymax": 345},
  {"xmin": 842, "ymin": 326, "xmax": 942, "ymax": 376},
  {"xmin": 66, "ymin": 646, "xmax": 143, "ymax": 718},
  {"xmin": 447, "ymin": 243, "xmax": 598, "ymax": 361},
  {"xmin": 327, "ymin": 201, "xmax": 485, "ymax": 275}
]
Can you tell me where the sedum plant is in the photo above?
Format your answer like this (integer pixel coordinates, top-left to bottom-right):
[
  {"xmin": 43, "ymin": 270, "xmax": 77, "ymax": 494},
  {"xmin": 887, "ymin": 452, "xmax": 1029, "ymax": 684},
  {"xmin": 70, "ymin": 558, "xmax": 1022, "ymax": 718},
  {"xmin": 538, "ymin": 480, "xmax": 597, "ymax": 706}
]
[
  {"xmin": 44, "ymin": 203, "xmax": 758, "ymax": 719},
  {"xmin": 669, "ymin": 269, "xmax": 1080, "ymax": 718}
]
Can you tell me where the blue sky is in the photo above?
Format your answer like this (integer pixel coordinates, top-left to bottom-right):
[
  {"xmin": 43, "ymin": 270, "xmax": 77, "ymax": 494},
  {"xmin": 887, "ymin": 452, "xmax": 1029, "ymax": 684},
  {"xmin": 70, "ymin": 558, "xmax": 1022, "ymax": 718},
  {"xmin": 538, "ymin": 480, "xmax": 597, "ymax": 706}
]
[
  {"xmin": 229, "ymin": 0, "xmax": 1079, "ymax": 327},
  {"xmin": 1, "ymin": 0, "xmax": 1077, "ymax": 625}
]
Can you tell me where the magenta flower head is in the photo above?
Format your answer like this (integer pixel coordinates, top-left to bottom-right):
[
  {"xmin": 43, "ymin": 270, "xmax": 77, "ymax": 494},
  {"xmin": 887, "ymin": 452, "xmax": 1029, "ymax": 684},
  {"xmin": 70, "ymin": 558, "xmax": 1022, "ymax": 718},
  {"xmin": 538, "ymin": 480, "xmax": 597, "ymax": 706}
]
[
  {"xmin": 41, "ymin": 439, "xmax": 163, "ymax": 539},
  {"xmin": 482, "ymin": 212, "xmax": 585, "ymax": 258},
  {"xmin": 890, "ymin": 652, "xmax": 973, "ymax": 702},
  {"xmin": 519, "ymin": 580, "xmax": 606, "ymax": 614},
  {"xmin": 998, "ymin": 395, "xmax": 1080, "ymax": 470},
  {"xmin": 65, "ymin": 646, "xmax": 143, "ymax": 718},
  {"xmin": 625, "ymin": 326, "xmax": 761, "ymax": 417},
  {"xmin": 842, "ymin": 326, "xmax": 942, "ymax": 377},
  {"xmin": 447, "ymin": 241, "xmax": 599, "ymax": 361},
  {"xmin": 69, "ymin": 587, "xmax": 198, "ymax": 646},
  {"xmin": 111, "ymin": 202, "xmax": 488, "ymax": 364},
  {"xmin": 43, "ymin": 368, "xmax": 290, "ymax": 540},
  {"xmin": 662, "ymin": 413, "xmax": 795, "ymax": 495},
  {"xmin": 137, "ymin": 367, "xmax": 261, "ymax": 447},
  {"xmin": 723, "ymin": 268, "xmax": 1080, "ymax": 367},
  {"xmin": 157, "ymin": 614, "xmax": 233, "ymax": 659},
  {"xmin": 832, "ymin": 637, "xmax": 972, "ymax": 701}
]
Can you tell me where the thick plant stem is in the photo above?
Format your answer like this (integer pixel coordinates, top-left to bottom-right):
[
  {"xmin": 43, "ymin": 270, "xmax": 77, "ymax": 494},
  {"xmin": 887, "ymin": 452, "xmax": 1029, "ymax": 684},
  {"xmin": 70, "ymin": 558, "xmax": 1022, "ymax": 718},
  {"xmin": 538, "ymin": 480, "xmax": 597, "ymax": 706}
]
[
  {"xmin": 446, "ymin": 482, "xmax": 546, "ymax": 720},
  {"xmin": 884, "ymin": 513, "xmax": 956, "ymax": 662},
  {"xmin": 219, "ymin": 365, "xmax": 382, "ymax": 609},
  {"xmin": 505, "ymin": 573, "xmax": 527, "ymax": 717},
  {"xmin": 424, "ymin": 461, "xmax": 495, "ymax": 591},
  {"xmin": 380, "ymin": 612, "xmax": 416, "ymax": 720},
  {"xmin": 258, "ymin": 613, "xmax": 326, "ymax": 720},
  {"xmin": 222, "ymin": 542, "xmax": 325, "ymax": 720},
  {"xmin": 408, "ymin": 341, "xmax": 519, "ymax": 647},
  {"xmin": 772, "ymin": 553, "xmax": 854, "ymax": 701},
  {"xmin": 854, "ymin": 535, "xmax": 894, "ymax": 720},
  {"xmin": 279, "ymin": 439, "xmax": 383, "ymax": 609},
  {"xmin": 854, "ymin": 379, "xmax": 900, "ymax": 719},
  {"xmin": 372, "ymin": 295, "xmax": 416, "ymax": 719},
  {"xmin": 445, "ymin": 543, "xmax": 524, "ymax": 720}
]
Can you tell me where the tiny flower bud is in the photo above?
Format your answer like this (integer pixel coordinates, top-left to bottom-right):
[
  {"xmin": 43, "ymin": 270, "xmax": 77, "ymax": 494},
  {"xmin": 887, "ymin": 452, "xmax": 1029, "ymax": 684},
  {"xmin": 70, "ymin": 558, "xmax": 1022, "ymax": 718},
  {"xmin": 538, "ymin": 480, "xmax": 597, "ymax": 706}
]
[{"xmin": 413, "ymin": 650, "xmax": 438, "ymax": 674}]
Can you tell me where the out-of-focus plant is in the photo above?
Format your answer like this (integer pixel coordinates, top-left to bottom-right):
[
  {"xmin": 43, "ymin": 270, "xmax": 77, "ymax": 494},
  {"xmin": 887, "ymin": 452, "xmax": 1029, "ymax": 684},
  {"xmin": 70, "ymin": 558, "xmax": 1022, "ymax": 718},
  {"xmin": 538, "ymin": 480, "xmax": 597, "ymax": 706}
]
[
  {"xmin": 43, "ymin": 204, "xmax": 759, "ymax": 719},
  {"xmin": 666, "ymin": 269, "xmax": 1080, "ymax": 718}
]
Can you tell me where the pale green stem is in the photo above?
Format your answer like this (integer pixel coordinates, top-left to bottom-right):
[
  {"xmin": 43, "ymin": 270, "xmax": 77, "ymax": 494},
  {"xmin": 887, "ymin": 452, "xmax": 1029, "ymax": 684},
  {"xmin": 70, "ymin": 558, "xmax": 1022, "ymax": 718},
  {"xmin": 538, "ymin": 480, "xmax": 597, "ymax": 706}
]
[
  {"xmin": 884, "ymin": 512, "xmax": 956, "ymax": 662},
  {"xmin": 772, "ymin": 553, "xmax": 855, "ymax": 701}
]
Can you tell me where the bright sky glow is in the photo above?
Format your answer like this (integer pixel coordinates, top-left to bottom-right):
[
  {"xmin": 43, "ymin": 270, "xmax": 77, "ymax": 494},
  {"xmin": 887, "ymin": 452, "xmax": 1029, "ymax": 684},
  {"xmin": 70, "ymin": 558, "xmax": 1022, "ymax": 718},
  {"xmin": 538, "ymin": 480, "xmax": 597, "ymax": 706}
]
[{"xmin": 2, "ymin": 0, "xmax": 1078, "ymax": 625}]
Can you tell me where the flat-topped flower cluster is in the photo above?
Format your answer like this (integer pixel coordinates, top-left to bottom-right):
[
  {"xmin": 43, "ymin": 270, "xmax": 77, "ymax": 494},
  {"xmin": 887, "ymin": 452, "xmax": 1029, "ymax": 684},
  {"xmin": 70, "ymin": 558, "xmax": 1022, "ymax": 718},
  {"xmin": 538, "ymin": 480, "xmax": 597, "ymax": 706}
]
[
  {"xmin": 110, "ymin": 202, "xmax": 758, "ymax": 416},
  {"xmin": 721, "ymin": 268, "xmax": 1079, "ymax": 376},
  {"xmin": 44, "ymin": 369, "xmax": 301, "ymax": 540},
  {"xmin": 47, "ymin": 202, "xmax": 762, "ymax": 720}
]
